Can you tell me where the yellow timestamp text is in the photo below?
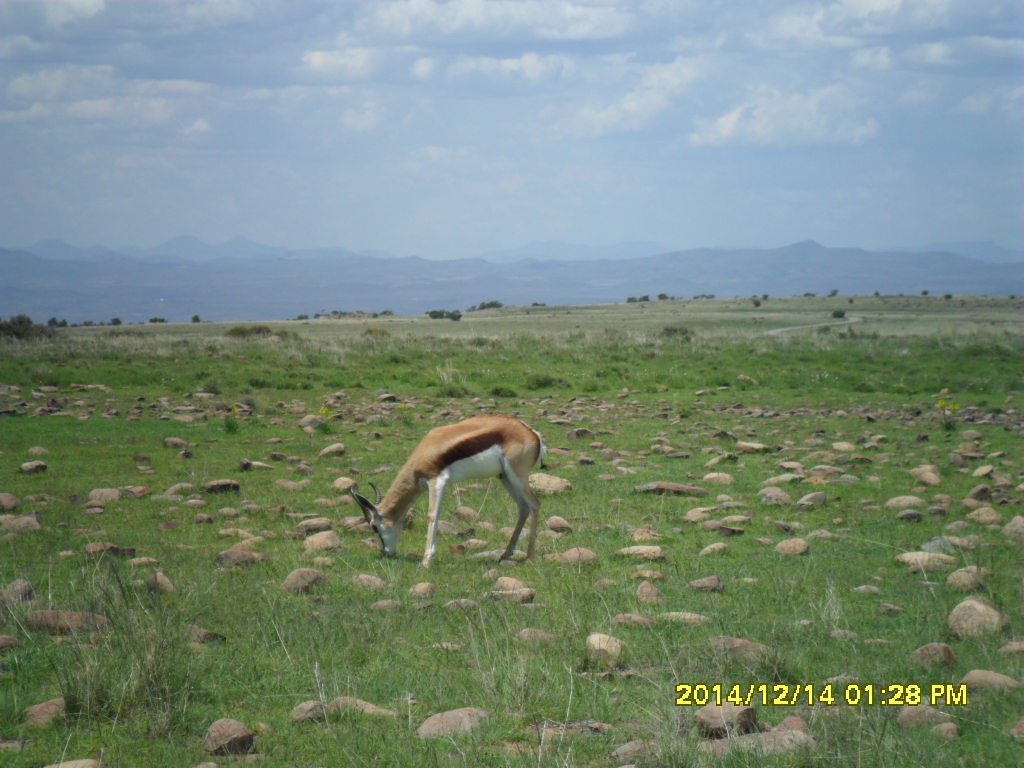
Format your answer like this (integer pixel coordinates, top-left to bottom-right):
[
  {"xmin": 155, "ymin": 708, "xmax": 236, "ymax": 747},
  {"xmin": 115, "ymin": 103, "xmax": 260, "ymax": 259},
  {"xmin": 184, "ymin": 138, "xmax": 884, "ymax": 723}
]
[{"xmin": 674, "ymin": 683, "xmax": 968, "ymax": 707}]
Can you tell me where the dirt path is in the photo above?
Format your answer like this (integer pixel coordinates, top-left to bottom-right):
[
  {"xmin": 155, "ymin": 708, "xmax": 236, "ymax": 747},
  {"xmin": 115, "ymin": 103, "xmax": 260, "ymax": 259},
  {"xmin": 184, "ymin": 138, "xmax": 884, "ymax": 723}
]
[{"xmin": 764, "ymin": 315, "xmax": 863, "ymax": 336}]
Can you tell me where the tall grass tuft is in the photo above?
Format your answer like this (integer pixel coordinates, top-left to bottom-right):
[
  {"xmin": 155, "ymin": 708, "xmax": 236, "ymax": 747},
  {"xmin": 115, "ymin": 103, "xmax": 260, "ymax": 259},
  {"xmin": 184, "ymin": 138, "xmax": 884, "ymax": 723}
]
[{"xmin": 51, "ymin": 562, "xmax": 202, "ymax": 737}]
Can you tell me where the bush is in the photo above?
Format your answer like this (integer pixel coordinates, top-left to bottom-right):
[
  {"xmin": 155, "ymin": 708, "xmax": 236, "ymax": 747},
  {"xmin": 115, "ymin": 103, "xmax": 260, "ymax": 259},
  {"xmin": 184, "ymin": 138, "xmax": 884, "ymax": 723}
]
[
  {"xmin": 490, "ymin": 386, "xmax": 518, "ymax": 398},
  {"xmin": 831, "ymin": 309, "xmax": 846, "ymax": 319},
  {"xmin": 426, "ymin": 310, "xmax": 462, "ymax": 321},
  {"xmin": 661, "ymin": 324, "xmax": 693, "ymax": 341},
  {"xmin": 226, "ymin": 325, "xmax": 274, "ymax": 338},
  {"xmin": 0, "ymin": 314, "xmax": 55, "ymax": 340}
]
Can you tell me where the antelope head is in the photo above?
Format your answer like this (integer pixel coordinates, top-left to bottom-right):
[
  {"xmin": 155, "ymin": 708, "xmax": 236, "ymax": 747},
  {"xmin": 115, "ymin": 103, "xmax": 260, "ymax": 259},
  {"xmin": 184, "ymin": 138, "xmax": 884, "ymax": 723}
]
[{"xmin": 349, "ymin": 483, "xmax": 401, "ymax": 557}]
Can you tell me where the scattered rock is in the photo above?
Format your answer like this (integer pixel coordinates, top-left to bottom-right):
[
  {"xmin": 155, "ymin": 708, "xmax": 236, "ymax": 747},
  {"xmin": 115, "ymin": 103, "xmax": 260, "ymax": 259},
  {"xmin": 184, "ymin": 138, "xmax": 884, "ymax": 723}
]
[
  {"xmin": 543, "ymin": 547, "xmax": 598, "ymax": 564},
  {"xmin": 797, "ymin": 492, "xmax": 826, "ymax": 508},
  {"xmin": 202, "ymin": 718, "xmax": 255, "ymax": 755},
  {"xmin": 318, "ymin": 443, "xmax": 346, "ymax": 458},
  {"xmin": 1, "ymin": 578, "xmax": 34, "ymax": 604},
  {"xmin": 1, "ymin": 514, "xmax": 41, "ymax": 533},
  {"xmin": 757, "ymin": 487, "xmax": 792, "ymax": 506},
  {"xmin": 20, "ymin": 461, "xmax": 47, "ymax": 474},
  {"xmin": 585, "ymin": 632, "xmax": 622, "ymax": 666},
  {"xmin": 304, "ymin": 530, "xmax": 342, "ymax": 555},
  {"xmin": 636, "ymin": 580, "xmax": 663, "ymax": 604},
  {"xmin": 204, "ymin": 479, "xmax": 240, "ymax": 494},
  {"xmin": 946, "ymin": 566, "xmax": 988, "ymax": 592},
  {"xmin": 24, "ymin": 697, "xmax": 65, "ymax": 726},
  {"xmin": 529, "ymin": 473, "xmax": 572, "ymax": 494},
  {"xmin": 947, "ymin": 597, "xmax": 1008, "ymax": 639},
  {"xmin": 913, "ymin": 642, "xmax": 956, "ymax": 668},
  {"xmin": 281, "ymin": 568, "xmax": 327, "ymax": 593},
  {"xmin": 217, "ymin": 542, "xmax": 263, "ymax": 566},
  {"xmin": 635, "ymin": 481, "xmax": 707, "ymax": 496},
  {"xmin": 416, "ymin": 707, "xmax": 489, "ymax": 738},
  {"xmin": 709, "ymin": 635, "xmax": 771, "ymax": 660},
  {"xmin": 515, "ymin": 628, "xmax": 555, "ymax": 644},
  {"xmin": 545, "ymin": 515, "xmax": 572, "ymax": 532},
  {"xmin": 697, "ymin": 729, "xmax": 816, "ymax": 756},
  {"xmin": 0, "ymin": 492, "xmax": 18, "ymax": 511},
  {"xmin": 960, "ymin": 669, "xmax": 1020, "ymax": 692},
  {"xmin": 894, "ymin": 551, "xmax": 957, "ymax": 571},
  {"xmin": 354, "ymin": 573, "xmax": 388, "ymax": 590},
  {"xmin": 695, "ymin": 702, "xmax": 757, "ymax": 738},
  {"xmin": 409, "ymin": 582, "xmax": 436, "ymax": 599},
  {"xmin": 886, "ymin": 495, "xmax": 925, "ymax": 510},
  {"xmin": 699, "ymin": 542, "xmax": 729, "ymax": 557},
  {"xmin": 617, "ymin": 545, "xmax": 665, "ymax": 560},
  {"xmin": 658, "ymin": 611, "xmax": 710, "ymax": 625},
  {"xmin": 775, "ymin": 538, "xmax": 809, "ymax": 555},
  {"xmin": 146, "ymin": 570, "xmax": 176, "ymax": 594},
  {"xmin": 688, "ymin": 575, "xmax": 725, "ymax": 592},
  {"xmin": 26, "ymin": 610, "xmax": 109, "ymax": 634},
  {"xmin": 896, "ymin": 704, "xmax": 951, "ymax": 728}
]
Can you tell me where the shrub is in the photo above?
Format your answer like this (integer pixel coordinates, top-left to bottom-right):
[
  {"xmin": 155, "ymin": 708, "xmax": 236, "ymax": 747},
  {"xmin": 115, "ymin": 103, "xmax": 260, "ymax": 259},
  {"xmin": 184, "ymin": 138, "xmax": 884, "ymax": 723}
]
[
  {"xmin": 661, "ymin": 324, "xmax": 693, "ymax": 341},
  {"xmin": 831, "ymin": 309, "xmax": 846, "ymax": 319},
  {"xmin": 0, "ymin": 314, "xmax": 55, "ymax": 340},
  {"xmin": 490, "ymin": 386, "xmax": 518, "ymax": 397},
  {"xmin": 226, "ymin": 325, "xmax": 274, "ymax": 338}
]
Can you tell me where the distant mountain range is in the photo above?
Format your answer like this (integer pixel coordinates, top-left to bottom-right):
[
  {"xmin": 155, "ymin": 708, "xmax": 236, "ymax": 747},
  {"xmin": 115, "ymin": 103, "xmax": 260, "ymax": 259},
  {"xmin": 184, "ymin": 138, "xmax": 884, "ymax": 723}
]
[{"xmin": 1, "ymin": 237, "xmax": 1020, "ymax": 323}]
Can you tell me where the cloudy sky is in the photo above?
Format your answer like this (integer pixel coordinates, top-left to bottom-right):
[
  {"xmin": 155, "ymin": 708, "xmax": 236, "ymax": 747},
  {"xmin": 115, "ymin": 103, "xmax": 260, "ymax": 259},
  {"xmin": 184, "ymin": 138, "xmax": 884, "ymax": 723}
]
[{"xmin": 1, "ymin": 0, "xmax": 1021, "ymax": 258}]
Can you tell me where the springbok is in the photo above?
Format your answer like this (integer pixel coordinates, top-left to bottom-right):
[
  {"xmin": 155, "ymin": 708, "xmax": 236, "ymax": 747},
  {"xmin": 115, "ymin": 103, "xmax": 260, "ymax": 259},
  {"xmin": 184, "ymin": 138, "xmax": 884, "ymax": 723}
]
[{"xmin": 349, "ymin": 414, "xmax": 546, "ymax": 567}]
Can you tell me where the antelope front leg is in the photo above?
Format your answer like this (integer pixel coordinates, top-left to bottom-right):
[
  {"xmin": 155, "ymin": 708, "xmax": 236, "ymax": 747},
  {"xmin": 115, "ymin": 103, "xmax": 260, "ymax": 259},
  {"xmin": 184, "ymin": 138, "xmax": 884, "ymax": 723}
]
[{"xmin": 421, "ymin": 476, "xmax": 447, "ymax": 568}]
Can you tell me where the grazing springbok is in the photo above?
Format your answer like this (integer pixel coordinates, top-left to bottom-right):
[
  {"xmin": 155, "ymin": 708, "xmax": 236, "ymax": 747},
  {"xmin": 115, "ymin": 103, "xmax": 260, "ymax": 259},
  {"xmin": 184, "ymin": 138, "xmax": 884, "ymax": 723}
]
[{"xmin": 349, "ymin": 414, "xmax": 546, "ymax": 567}]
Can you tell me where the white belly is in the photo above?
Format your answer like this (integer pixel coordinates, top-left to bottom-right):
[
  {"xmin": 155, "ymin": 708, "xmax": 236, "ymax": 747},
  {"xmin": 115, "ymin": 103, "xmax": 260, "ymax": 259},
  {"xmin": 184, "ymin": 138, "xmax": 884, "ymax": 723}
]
[{"xmin": 444, "ymin": 444, "xmax": 504, "ymax": 482}]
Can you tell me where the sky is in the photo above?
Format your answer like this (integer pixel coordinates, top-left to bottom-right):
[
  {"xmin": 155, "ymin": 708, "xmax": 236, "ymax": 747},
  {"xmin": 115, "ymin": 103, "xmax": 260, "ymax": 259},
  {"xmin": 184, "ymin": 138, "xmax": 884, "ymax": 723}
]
[{"xmin": 1, "ymin": 0, "xmax": 1022, "ymax": 259}]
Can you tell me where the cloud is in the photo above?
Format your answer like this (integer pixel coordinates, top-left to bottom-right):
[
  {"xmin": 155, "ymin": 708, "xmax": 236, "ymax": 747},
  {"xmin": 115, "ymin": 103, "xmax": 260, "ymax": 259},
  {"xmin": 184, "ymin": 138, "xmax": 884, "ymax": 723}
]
[
  {"xmin": 558, "ymin": 55, "xmax": 703, "ymax": 136},
  {"xmin": 7, "ymin": 65, "xmax": 116, "ymax": 101},
  {"xmin": 690, "ymin": 84, "xmax": 880, "ymax": 147},
  {"xmin": 341, "ymin": 102, "xmax": 381, "ymax": 132},
  {"xmin": 360, "ymin": 0, "xmax": 632, "ymax": 41},
  {"xmin": 43, "ymin": 0, "xmax": 105, "ymax": 27},
  {"xmin": 851, "ymin": 46, "xmax": 892, "ymax": 70},
  {"xmin": 411, "ymin": 57, "xmax": 436, "ymax": 79},
  {"xmin": 182, "ymin": 117, "xmax": 212, "ymax": 135},
  {"xmin": 450, "ymin": 52, "xmax": 575, "ymax": 80},
  {"xmin": 302, "ymin": 47, "xmax": 380, "ymax": 79},
  {"xmin": 0, "ymin": 34, "xmax": 45, "ymax": 59},
  {"xmin": 907, "ymin": 41, "xmax": 954, "ymax": 66}
]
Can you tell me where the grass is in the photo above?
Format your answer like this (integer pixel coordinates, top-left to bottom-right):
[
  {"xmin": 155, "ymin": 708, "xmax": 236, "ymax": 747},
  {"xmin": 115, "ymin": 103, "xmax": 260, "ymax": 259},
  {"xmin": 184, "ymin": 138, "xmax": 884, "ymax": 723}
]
[{"xmin": 0, "ymin": 296, "xmax": 1021, "ymax": 766}]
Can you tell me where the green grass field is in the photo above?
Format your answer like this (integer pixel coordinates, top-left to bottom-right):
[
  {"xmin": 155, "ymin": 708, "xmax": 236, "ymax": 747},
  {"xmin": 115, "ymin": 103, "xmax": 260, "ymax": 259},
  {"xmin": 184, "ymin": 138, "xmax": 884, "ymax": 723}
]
[{"xmin": 1, "ymin": 296, "xmax": 1021, "ymax": 767}]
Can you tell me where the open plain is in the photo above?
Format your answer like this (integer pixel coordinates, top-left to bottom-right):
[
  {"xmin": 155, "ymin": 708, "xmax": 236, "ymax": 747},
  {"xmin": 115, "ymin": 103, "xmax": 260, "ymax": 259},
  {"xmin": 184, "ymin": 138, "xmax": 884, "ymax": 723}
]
[{"xmin": 1, "ymin": 295, "xmax": 1022, "ymax": 767}]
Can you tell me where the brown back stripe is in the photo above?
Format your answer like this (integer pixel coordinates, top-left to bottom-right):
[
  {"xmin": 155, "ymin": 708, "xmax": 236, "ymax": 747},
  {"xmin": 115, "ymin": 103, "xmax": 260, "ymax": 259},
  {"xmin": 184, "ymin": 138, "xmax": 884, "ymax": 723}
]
[{"xmin": 436, "ymin": 432, "xmax": 503, "ymax": 473}]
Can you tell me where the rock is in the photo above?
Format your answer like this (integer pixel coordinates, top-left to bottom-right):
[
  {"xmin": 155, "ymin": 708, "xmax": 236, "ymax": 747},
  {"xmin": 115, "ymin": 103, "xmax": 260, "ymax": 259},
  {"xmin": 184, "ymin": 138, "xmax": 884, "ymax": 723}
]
[
  {"xmin": 416, "ymin": 707, "xmax": 489, "ymax": 738},
  {"xmin": 775, "ymin": 538, "xmax": 809, "ymax": 555},
  {"xmin": 0, "ymin": 492, "xmax": 18, "ymax": 511},
  {"xmin": 202, "ymin": 718, "xmax": 255, "ymax": 755},
  {"xmin": 331, "ymin": 696, "xmax": 398, "ymax": 717},
  {"xmin": 203, "ymin": 479, "xmax": 240, "ymax": 496},
  {"xmin": 24, "ymin": 697, "xmax": 65, "ymax": 726},
  {"xmin": 1, "ymin": 578, "xmax": 34, "ymax": 604},
  {"xmin": 146, "ymin": 570, "xmax": 176, "ymax": 594},
  {"xmin": 409, "ymin": 582, "xmax": 437, "ymax": 599},
  {"xmin": 948, "ymin": 597, "xmax": 1008, "ymax": 639},
  {"xmin": 1, "ymin": 514, "xmax": 41, "ymax": 532},
  {"xmin": 886, "ymin": 495, "xmax": 925, "ymax": 510},
  {"xmin": 40, "ymin": 760, "xmax": 101, "ymax": 768},
  {"xmin": 217, "ymin": 542, "xmax": 263, "ymax": 566},
  {"xmin": 20, "ymin": 461, "xmax": 47, "ymax": 474},
  {"xmin": 1001, "ymin": 515, "xmax": 1024, "ymax": 543},
  {"xmin": 297, "ymin": 517, "xmax": 333, "ymax": 534},
  {"xmin": 897, "ymin": 704, "xmax": 951, "ymax": 728},
  {"xmin": 87, "ymin": 488, "xmax": 121, "ymax": 507},
  {"xmin": 1012, "ymin": 717, "xmax": 1024, "ymax": 740},
  {"xmin": 331, "ymin": 476, "xmax": 357, "ymax": 492},
  {"xmin": 445, "ymin": 598, "xmax": 479, "ymax": 610},
  {"xmin": 634, "ymin": 481, "xmax": 707, "ymax": 496},
  {"xmin": 695, "ymin": 702, "xmax": 757, "ymax": 738},
  {"xmin": 913, "ymin": 642, "xmax": 956, "ymax": 668},
  {"xmin": 697, "ymin": 729, "xmax": 816, "ymax": 756},
  {"xmin": 616, "ymin": 545, "xmax": 665, "ymax": 560},
  {"xmin": 304, "ymin": 530, "xmax": 342, "ymax": 555},
  {"xmin": 658, "ymin": 611, "xmax": 710, "ymax": 625},
  {"xmin": 933, "ymin": 721, "xmax": 959, "ymax": 740},
  {"xmin": 946, "ymin": 566, "xmax": 988, "ymax": 592},
  {"xmin": 757, "ymin": 487, "xmax": 792, "ymax": 506},
  {"xmin": 613, "ymin": 613, "xmax": 655, "ymax": 627},
  {"xmin": 543, "ymin": 547, "xmax": 598, "ymax": 564},
  {"xmin": 0, "ymin": 634, "xmax": 19, "ymax": 650},
  {"xmin": 688, "ymin": 575, "xmax": 725, "ymax": 592},
  {"xmin": 371, "ymin": 600, "xmax": 401, "ymax": 612},
  {"xmin": 187, "ymin": 624, "xmax": 226, "ymax": 644},
  {"xmin": 164, "ymin": 437, "xmax": 189, "ymax": 448},
  {"xmin": 910, "ymin": 465, "xmax": 942, "ymax": 485},
  {"xmin": 290, "ymin": 700, "xmax": 327, "ymax": 722},
  {"xmin": 960, "ymin": 669, "xmax": 1020, "ymax": 692},
  {"xmin": 318, "ymin": 442, "xmax": 346, "ymax": 458},
  {"xmin": 966, "ymin": 506, "xmax": 1001, "ymax": 526},
  {"xmin": 529, "ymin": 473, "xmax": 572, "ymax": 494},
  {"xmin": 709, "ymin": 635, "xmax": 771, "ymax": 660},
  {"xmin": 610, "ymin": 739, "xmax": 655, "ymax": 762},
  {"xmin": 488, "ymin": 587, "xmax": 536, "ymax": 603},
  {"xmin": 281, "ymin": 568, "xmax": 326, "ymax": 593},
  {"xmin": 894, "ymin": 551, "xmax": 957, "ymax": 571},
  {"xmin": 636, "ymin": 580, "xmax": 662, "ymax": 604},
  {"xmin": 515, "ymin": 628, "xmax": 555, "ymax": 644},
  {"xmin": 998, "ymin": 640, "xmax": 1024, "ymax": 655},
  {"xmin": 85, "ymin": 542, "xmax": 135, "ymax": 558},
  {"xmin": 797, "ymin": 492, "xmax": 826, "ymax": 508},
  {"xmin": 26, "ymin": 610, "xmax": 108, "ymax": 634},
  {"xmin": 699, "ymin": 542, "xmax": 729, "ymax": 557},
  {"xmin": 586, "ymin": 633, "xmax": 622, "ymax": 666},
  {"xmin": 736, "ymin": 441, "xmax": 770, "ymax": 453},
  {"xmin": 703, "ymin": 472, "xmax": 734, "ymax": 485},
  {"xmin": 546, "ymin": 515, "xmax": 572, "ymax": 532}
]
